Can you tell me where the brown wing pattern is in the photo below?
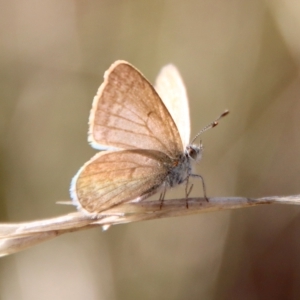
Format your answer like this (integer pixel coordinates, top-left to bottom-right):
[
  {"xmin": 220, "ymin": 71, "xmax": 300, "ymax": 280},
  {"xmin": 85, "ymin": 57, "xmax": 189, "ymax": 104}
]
[
  {"xmin": 71, "ymin": 149, "xmax": 172, "ymax": 213},
  {"xmin": 88, "ymin": 61, "xmax": 183, "ymax": 157}
]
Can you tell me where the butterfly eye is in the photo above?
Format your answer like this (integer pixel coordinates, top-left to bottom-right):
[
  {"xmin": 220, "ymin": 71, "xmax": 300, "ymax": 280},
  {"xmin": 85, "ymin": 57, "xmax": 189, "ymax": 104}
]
[{"xmin": 187, "ymin": 145, "xmax": 200, "ymax": 160}]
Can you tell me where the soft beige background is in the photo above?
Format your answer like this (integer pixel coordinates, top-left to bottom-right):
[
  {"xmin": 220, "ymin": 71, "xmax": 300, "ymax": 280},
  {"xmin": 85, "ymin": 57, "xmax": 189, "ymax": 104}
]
[{"xmin": 1, "ymin": 1, "xmax": 300, "ymax": 299}]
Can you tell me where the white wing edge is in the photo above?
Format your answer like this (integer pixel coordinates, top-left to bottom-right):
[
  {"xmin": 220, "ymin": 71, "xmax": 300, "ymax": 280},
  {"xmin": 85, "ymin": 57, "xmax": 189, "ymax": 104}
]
[
  {"xmin": 70, "ymin": 151, "xmax": 114, "ymax": 216},
  {"xmin": 88, "ymin": 61, "xmax": 129, "ymax": 151},
  {"xmin": 70, "ymin": 159, "xmax": 88, "ymax": 213}
]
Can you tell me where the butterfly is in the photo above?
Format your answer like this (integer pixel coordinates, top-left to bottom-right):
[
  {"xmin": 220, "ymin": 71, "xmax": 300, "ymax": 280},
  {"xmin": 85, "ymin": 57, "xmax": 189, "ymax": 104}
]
[{"xmin": 70, "ymin": 61, "xmax": 228, "ymax": 214}]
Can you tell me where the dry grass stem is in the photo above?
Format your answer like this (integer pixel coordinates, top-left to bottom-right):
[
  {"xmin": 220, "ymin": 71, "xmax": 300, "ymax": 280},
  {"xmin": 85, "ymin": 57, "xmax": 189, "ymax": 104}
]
[{"xmin": 1, "ymin": 194, "xmax": 300, "ymax": 257}]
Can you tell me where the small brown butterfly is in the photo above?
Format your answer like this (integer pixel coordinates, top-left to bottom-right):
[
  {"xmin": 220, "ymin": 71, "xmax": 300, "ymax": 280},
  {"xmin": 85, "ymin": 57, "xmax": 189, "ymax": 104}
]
[{"xmin": 70, "ymin": 61, "xmax": 228, "ymax": 214}]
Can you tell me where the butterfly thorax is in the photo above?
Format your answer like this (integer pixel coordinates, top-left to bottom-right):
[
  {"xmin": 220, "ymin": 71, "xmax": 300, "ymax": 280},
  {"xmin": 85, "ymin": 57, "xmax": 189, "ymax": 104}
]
[
  {"xmin": 166, "ymin": 144, "xmax": 202, "ymax": 188},
  {"xmin": 166, "ymin": 145, "xmax": 202, "ymax": 187},
  {"xmin": 166, "ymin": 155, "xmax": 190, "ymax": 187}
]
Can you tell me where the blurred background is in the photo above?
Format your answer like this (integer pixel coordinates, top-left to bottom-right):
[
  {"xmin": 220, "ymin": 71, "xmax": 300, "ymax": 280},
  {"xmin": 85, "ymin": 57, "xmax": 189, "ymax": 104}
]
[{"xmin": 1, "ymin": 1, "xmax": 300, "ymax": 299}]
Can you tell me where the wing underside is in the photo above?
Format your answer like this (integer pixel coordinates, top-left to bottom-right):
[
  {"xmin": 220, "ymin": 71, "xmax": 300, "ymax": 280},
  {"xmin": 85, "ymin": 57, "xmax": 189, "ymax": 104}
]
[
  {"xmin": 88, "ymin": 61, "xmax": 184, "ymax": 157},
  {"xmin": 70, "ymin": 149, "xmax": 172, "ymax": 213},
  {"xmin": 155, "ymin": 64, "xmax": 190, "ymax": 147}
]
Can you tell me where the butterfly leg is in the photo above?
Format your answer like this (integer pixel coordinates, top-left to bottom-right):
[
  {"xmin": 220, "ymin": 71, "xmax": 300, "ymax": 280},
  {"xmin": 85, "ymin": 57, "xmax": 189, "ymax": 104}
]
[
  {"xmin": 135, "ymin": 184, "xmax": 167, "ymax": 210},
  {"xmin": 189, "ymin": 174, "xmax": 208, "ymax": 202},
  {"xmin": 184, "ymin": 176, "xmax": 194, "ymax": 208},
  {"xmin": 159, "ymin": 185, "xmax": 167, "ymax": 209}
]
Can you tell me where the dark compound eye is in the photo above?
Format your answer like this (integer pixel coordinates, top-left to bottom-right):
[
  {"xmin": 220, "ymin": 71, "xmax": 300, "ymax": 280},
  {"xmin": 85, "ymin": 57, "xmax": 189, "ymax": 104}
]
[{"xmin": 187, "ymin": 146, "xmax": 199, "ymax": 160}]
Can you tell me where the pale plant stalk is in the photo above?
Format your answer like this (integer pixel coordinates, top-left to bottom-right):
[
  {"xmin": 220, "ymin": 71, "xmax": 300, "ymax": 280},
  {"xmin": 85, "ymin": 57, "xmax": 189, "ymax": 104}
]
[{"xmin": 1, "ymin": 195, "xmax": 300, "ymax": 257}]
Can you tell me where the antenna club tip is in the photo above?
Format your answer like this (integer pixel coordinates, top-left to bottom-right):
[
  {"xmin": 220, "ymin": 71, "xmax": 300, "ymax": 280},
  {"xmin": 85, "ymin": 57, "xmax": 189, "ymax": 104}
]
[
  {"xmin": 190, "ymin": 108, "xmax": 229, "ymax": 143},
  {"xmin": 221, "ymin": 110, "xmax": 229, "ymax": 117}
]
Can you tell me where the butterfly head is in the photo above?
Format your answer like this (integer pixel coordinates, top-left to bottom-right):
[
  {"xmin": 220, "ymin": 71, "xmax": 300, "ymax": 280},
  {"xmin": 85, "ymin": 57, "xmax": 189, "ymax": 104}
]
[{"xmin": 186, "ymin": 142, "xmax": 203, "ymax": 162}]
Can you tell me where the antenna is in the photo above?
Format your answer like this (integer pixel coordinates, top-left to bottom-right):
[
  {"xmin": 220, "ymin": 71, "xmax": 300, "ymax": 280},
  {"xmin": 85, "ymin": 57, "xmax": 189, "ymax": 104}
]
[{"xmin": 190, "ymin": 110, "xmax": 229, "ymax": 144}]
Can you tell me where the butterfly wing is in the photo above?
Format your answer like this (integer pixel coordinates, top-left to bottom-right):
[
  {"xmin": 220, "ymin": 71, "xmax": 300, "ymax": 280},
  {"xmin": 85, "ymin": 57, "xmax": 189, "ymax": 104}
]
[
  {"xmin": 70, "ymin": 149, "xmax": 172, "ymax": 213},
  {"xmin": 89, "ymin": 61, "xmax": 184, "ymax": 157},
  {"xmin": 155, "ymin": 64, "xmax": 190, "ymax": 147}
]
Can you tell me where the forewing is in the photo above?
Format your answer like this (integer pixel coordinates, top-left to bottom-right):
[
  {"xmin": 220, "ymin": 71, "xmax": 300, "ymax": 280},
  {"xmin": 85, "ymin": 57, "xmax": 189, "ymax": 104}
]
[
  {"xmin": 155, "ymin": 64, "xmax": 190, "ymax": 147},
  {"xmin": 89, "ymin": 61, "xmax": 183, "ymax": 156},
  {"xmin": 70, "ymin": 149, "xmax": 172, "ymax": 213}
]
